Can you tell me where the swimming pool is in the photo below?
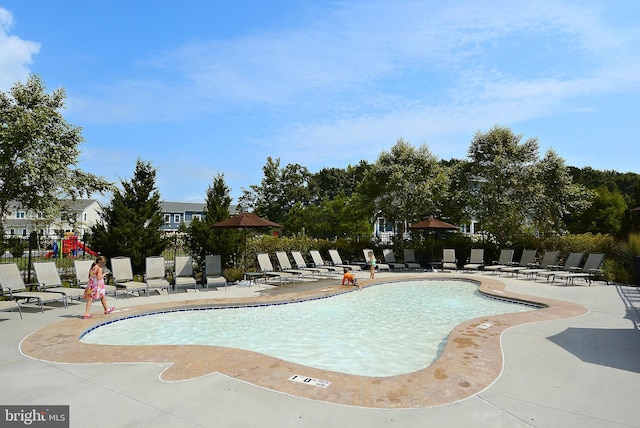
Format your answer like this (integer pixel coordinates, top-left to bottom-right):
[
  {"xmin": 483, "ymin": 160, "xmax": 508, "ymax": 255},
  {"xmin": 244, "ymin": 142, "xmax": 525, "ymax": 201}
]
[{"xmin": 81, "ymin": 280, "xmax": 535, "ymax": 377}]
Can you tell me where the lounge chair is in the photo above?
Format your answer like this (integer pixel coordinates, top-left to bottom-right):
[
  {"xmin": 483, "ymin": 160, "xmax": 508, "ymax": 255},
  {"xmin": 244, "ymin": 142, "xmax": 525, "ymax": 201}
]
[
  {"xmin": 516, "ymin": 250, "xmax": 559, "ymax": 280},
  {"xmin": 535, "ymin": 252, "xmax": 584, "ymax": 283},
  {"xmin": 34, "ymin": 261, "xmax": 85, "ymax": 301},
  {"xmin": 276, "ymin": 251, "xmax": 317, "ymax": 278},
  {"xmin": 0, "ymin": 299, "xmax": 21, "ymax": 318},
  {"xmin": 382, "ymin": 249, "xmax": 406, "ymax": 270},
  {"xmin": 204, "ymin": 255, "xmax": 227, "ymax": 290},
  {"xmin": 0, "ymin": 263, "xmax": 67, "ymax": 312},
  {"xmin": 145, "ymin": 256, "xmax": 171, "ymax": 295},
  {"xmin": 309, "ymin": 250, "xmax": 340, "ymax": 273},
  {"xmin": 441, "ymin": 249, "xmax": 458, "ymax": 271},
  {"xmin": 463, "ymin": 249, "xmax": 485, "ymax": 271},
  {"xmin": 553, "ymin": 253, "xmax": 605, "ymax": 286},
  {"xmin": 74, "ymin": 259, "xmax": 117, "ymax": 297},
  {"xmin": 173, "ymin": 256, "xmax": 198, "ymax": 292},
  {"xmin": 500, "ymin": 249, "xmax": 537, "ymax": 276},
  {"xmin": 257, "ymin": 253, "xmax": 300, "ymax": 284},
  {"xmin": 328, "ymin": 249, "xmax": 362, "ymax": 271},
  {"xmin": 292, "ymin": 251, "xmax": 336, "ymax": 277},
  {"xmin": 402, "ymin": 249, "xmax": 422, "ymax": 270},
  {"xmin": 483, "ymin": 249, "xmax": 515, "ymax": 275},
  {"xmin": 363, "ymin": 249, "xmax": 391, "ymax": 271},
  {"xmin": 110, "ymin": 256, "xmax": 147, "ymax": 298}
]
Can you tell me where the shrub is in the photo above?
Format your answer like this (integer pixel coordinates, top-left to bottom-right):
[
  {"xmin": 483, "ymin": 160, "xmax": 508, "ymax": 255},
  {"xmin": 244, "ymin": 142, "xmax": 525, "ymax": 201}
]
[
  {"xmin": 8, "ymin": 238, "xmax": 26, "ymax": 258},
  {"xmin": 223, "ymin": 268, "xmax": 244, "ymax": 282}
]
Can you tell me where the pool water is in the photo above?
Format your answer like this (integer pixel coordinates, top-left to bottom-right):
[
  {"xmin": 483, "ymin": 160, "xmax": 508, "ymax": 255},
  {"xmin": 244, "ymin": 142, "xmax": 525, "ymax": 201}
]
[{"xmin": 81, "ymin": 280, "xmax": 535, "ymax": 377}]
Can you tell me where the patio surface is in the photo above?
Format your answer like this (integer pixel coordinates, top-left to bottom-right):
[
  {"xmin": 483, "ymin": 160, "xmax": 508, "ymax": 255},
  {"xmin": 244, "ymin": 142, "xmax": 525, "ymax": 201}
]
[{"xmin": 1, "ymin": 270, "xmax": 639, "ymax": 427}]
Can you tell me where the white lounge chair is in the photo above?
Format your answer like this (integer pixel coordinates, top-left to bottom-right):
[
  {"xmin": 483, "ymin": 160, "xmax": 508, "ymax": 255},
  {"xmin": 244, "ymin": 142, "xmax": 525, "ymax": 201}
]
[
  {"xmin": 257, "ymin": 253, "xmax": 300, "ymax": 284},
  {"xmin": 309, "ymin": 250, "xmax": 340, "ymax": 273},
  {"xmin": 145, "ymin": 256, "xmax": 171, "ymax": 295},
  {"xmin": 276, "ymin": 251, "xmax": 317, "ymax": 278},
  {"xmin": 517, "ymin": 251, "xmax": 559, "ymax": 280},
  {"xmin": 291, "ymin": 251, "xmax": 335, "ymax": 277},
  {"xmin": 363, "ymin": 249, "xmax": 391, "ymax": 271},
  {"xmin": 483, "ymin": 249, "xmax": 515, "ymax": 275},
  {"xmin": 0, "ymin": 263, "xmax": 67, "ymax": 312},
  {"xmin": 535, "ymin": 252, "xmax": 584, "ymax": 283},
  {"xmin": 553, "ymin": 253, "xmax": 605, "ymax": 286},
  {"xmin": 34, "ymin": 261, "xmax": 85, "ymax": 301},
  {"xmin": 328, "ymin": 249, "xmax": 362, "ymax": 271},
  {"xmin": 205, "ymin": 255, "xmax": 227, "ymax": 290},
  {"xmin": 111, "ymin": 257, "xmax": 147, "ymax": 298},
  {"xmin": 173, "ymin": 256, "xmax": 198, "ymax": 292},
  {"xmin": 500, "ymin": 249, "xmax": 537, "ymax": 276},
  {"xmin": 442, "ymin": 249, "xmax": 458, "ymax": 271},
  {"xmin": 0, "ymin": 299, "xmax": 21, "ymax": 318},
  {"xmin": 463, "ymin": 249, "xmax": 485, "ymax": 271}
]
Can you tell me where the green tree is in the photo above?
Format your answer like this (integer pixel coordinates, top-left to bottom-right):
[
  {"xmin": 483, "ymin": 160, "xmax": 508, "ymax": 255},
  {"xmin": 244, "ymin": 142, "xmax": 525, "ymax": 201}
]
[
  {"xmin": 238, "ymin": 157, "xmax": 311, "ymax": 228},
  {"xmin": 284, "ymin": 194, "xmax": 372, "ymax": 239},
  {"xmin": 185, "ymin": 174, "xmax": 239, "ymax": 269},
  {"xmin": 359, "ymin": 138, "xmax": 449, "ymax": 239},
  {"xmin": 0, "ymin": 75, "xmax": 112, "ymax": 219},
  {"xmin": 467, "ymin": 126, "xmax": 591, "ymax": 244},
  {"xmin": 532, "ymin": 149, "xmax": 592, "ymax": 235},
  {"xmin": 567, "ymin": 187, "xmax": 627, "ymax": 235},
  {"xmin": 439, "ymin": 158, "xmax": 473, "ymax": 226},
  {"xmin": 466, "ymin": 126, "xmax": 540, "ymax": 245},
  {"xmin": 89, "ymin": 159, "xmax": 166, "ymax": 273},
  {"xmin": 307, "ymin": 161, "xmax": 371, "ymax": 202}
]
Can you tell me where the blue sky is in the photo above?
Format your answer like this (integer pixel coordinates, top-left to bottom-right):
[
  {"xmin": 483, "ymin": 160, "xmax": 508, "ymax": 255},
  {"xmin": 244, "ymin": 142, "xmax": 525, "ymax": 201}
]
[{"xmin": 1, "ymin": 1, "xmax": 639, "ymax": 204}]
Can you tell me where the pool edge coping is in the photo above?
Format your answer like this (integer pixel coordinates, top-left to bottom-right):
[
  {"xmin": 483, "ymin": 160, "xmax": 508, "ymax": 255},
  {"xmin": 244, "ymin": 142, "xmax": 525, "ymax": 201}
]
[{"xmin": 19, "ymin": 275, "xmax": 588, "ymax": 409}]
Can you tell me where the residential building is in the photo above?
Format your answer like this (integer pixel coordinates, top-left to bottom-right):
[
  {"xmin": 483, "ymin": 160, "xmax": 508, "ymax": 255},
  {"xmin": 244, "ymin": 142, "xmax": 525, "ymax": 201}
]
[
  {"xmin": 2, "ymin": 199, "xmax": 102, "ymax": 239},
  {"xmin": 160, "ymin": 202, "xmax": 206, "ymax": 232}
]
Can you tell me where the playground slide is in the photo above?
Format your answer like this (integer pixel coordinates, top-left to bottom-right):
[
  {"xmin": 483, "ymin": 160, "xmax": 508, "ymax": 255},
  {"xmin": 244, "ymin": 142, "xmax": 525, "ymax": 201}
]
[{"xmin": 77, "ymin": 242, "xmax": 98, "ymax": 257}]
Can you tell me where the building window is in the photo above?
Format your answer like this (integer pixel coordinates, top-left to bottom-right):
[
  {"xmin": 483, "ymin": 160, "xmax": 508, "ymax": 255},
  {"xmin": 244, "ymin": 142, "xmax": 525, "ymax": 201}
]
[
  {"xmin": 192, "ymin": 214, "xmax": 202, "ymax": 221},
  {"xmin": 164, "ymin": 214, "xmax": 171, "ymax": 224},
  {"xmin": 174, "ymin": 214, "xmax": 181, "ymax": 223},
  {"xmin": 83, "ymin": 213, "xmax": 87, "ymax": 221},
  {"xmin": 16, "ymin": 211, "xmax": 25, "ymax": 219}
]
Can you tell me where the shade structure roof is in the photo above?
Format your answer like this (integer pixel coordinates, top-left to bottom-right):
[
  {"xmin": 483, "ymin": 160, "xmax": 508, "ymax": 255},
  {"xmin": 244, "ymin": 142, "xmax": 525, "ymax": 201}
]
[
  {"xmin": 408, "ymin": 217, "xmax": 459, "ymax": 231},
  {"xmin": 210, "ymin": 212, "xmax": 282, "ymax": 228}
]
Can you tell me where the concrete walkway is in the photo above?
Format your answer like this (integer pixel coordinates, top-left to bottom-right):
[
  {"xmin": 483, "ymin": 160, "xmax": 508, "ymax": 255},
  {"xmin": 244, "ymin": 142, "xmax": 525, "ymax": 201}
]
[{"xmin": 1, "ymin": 272, "xmax": 639, "ymax": 427}]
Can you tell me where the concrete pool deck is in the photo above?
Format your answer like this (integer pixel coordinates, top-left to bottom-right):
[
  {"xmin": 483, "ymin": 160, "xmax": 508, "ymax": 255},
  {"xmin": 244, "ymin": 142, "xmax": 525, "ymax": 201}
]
[{"xmin": 2, "ymin": 271, "xmax": 640, "ymax": 427}]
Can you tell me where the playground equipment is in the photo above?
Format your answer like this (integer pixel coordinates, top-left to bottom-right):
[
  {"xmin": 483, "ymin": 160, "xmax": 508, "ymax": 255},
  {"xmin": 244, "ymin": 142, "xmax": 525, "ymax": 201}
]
[{"xmin": 45, "ymin": 232, "xmax": 97, "ymax": 258}]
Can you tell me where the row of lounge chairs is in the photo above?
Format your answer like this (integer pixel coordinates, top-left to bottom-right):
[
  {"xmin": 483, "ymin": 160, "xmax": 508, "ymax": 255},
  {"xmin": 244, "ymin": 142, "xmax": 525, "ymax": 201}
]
[
  {"xmin": 256, "ymin": 248, "xmax": 432, "ymax": 285},
  {"xmin": 254, "ymin": 248, "xmax": 432, "ymax": 286},
  {"xmin": 0, "ymin": 255, "xmax": 228, "ymax": 316},
  {"xmin": 439, "ymin": 248, "xmax": 605, "ymax": 285}
]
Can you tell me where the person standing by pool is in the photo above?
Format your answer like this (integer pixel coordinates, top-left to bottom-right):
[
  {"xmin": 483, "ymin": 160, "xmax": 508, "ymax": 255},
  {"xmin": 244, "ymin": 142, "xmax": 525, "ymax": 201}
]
[
  {"xmin": 368, "ymin": 251, "xmax": 376, "ymax": 279},
  {"xmin": 83, "ymin": 255, "xmax": 115, "ymax": 319},
  {"xmin": 341, "ymin": 267, "xmax": 361, "ymax": 290}
]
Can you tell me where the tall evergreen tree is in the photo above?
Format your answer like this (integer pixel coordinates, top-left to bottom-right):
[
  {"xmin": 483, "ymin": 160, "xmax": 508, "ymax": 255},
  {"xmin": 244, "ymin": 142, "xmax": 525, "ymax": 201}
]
[
  {"xmin": 89, "ymin": 159, "xmax": 166, "ymax": 273},
  {"xmin": 185, "ymin": 174, "xmax": 238, "ymax": 269}
]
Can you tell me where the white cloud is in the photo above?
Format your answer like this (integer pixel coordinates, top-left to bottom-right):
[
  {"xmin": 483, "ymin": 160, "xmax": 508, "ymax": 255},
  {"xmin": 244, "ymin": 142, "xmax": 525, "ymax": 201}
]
[
  {"xmin": 64, "ymin": 1, "xmax": 640, "ymax": 173},
  {"xmin": 0, "ymin": 8, "xmax": 40, "ymax": 90}
]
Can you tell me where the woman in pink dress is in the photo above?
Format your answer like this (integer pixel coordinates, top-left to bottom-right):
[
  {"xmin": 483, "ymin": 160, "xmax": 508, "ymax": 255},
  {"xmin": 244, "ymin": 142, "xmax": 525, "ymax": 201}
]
[{"xmin": 82, "ymin": 256, "xmax": 114, "ymax": 319}]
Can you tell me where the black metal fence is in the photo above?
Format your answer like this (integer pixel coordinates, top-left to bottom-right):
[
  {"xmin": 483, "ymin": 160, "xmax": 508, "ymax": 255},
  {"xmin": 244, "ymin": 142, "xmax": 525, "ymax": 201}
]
[{"xmin": 1, "ymin": 233, "xmax": 95, "ymax": 284}]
